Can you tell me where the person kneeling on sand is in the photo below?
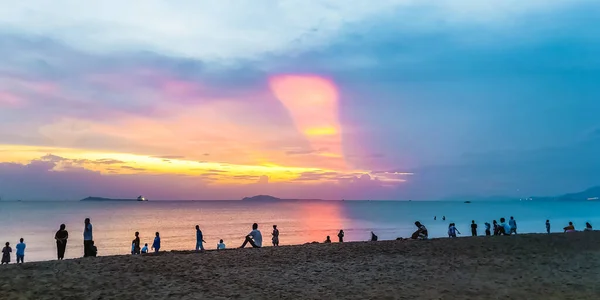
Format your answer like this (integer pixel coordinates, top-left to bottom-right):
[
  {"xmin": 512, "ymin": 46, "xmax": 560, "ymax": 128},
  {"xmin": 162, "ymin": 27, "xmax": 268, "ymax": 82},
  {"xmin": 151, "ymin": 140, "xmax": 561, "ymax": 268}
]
[
  {"xmin": 240, "ymin": 223, "xmax": 262, "ymax": 248},
  {"xmin": 324, "ymin": 236, "xmax": 332, "ymax": 243},
  {"xmin": 371, "ymin": 232, "xmax": 378, "ymax": 242},
  {"xmin": 411, "ymin": 222, "xmax": 428, "ymax": 240},
  {"xmin": 217, "ymin": 239, "xmax": 226, "ymax": 250},
  {"xmin": 564, "ymin": 222, "xmax": 575, "ymax": 233}
]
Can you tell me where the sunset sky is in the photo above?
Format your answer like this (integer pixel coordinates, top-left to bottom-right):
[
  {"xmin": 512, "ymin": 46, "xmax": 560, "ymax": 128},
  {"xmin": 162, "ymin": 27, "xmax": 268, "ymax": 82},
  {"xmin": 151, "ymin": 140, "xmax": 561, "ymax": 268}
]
[{"xmin": 1, "ymin": 0, "xmax": 599, "ymax": 200}]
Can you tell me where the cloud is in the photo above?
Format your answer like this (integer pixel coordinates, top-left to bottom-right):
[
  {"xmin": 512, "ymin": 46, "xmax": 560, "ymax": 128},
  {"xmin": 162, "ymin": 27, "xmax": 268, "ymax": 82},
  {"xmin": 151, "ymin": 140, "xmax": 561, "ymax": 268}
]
[{"xmin": 120, "ymin": 166, "xmax": 146, "ymax": 171}]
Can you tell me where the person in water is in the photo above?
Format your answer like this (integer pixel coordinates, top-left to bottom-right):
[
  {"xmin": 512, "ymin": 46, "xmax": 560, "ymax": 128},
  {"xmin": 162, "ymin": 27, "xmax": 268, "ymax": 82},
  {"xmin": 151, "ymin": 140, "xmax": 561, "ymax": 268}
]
[
  {"xmin": 195, "ymin": 225, "xmax": 206, "ymax": 251},
  {"xmin": 412, "ymin": 221, "xmax": 428, "ymax": 239},
  {"xmin": 584, "ymin": 222, "xmax": 593, "ymax": 231},
  {"xmin": 371, "ymin": 232, "xmax": 378, "ymax": 241},
  {"xmin": 15, "ymin": 238, "xmax": 26, "ymax": 264},
  {"xmin": 152, "ymin": 232, "xmax": 161, "ymax": 253},
  {"xmin": 240, "ymin": 223, "xmax": 262, "ymax": 248},
  {"xmin": 492, "ymin": 220, "xmax": 499, "ymax": 236},
  {"xmin": 484, "ymin": 222, "xmax": 491, "ymax": 236},
  {"xmin": 133, "ymin": 232, "xmax": 141, "ymax": 254},
  {"xmin": 434, "ymin": 216, "xmax": 437, "ymax": 220},
  {"xmin": 324, "ymin": 236, "xmax": 332, "ymax": 243},
  {"xmin": 217, "ymin": 239, "xmax": 226, "ymax": 250},
  {"xmin": 1, "ymin": 242, "xmax": 11, "ymax": 264},
  {"xmin": 546, "ymin": 220, "xmax": 551, "ymax": 234},
  {"xmin": 141, "ymin": 243, "xmax": 149, "ymax": 254},
  {"xmin": 564, "ymin": 222, "xmax": 575, "ymax": 232},
  {"xmin": 55, "ymin": 224, "xmax": 68, "ymax": 260},
  {"xmin": 471, "ymin": 220, "xmax": 478, "ymax": 236},
  {"xmin": 83, "ymin": 218, "xmax": 93, "ymax": 257},
  {"xmin": 448, "ymin": 223, "xmax": 460, "ymax": 238},
  {"xmin": 509, "ymin": 216, "xmax": 518, "ymax": 234},
  {"xmin": 442, "ymin": 216, "xmax": 446, "ymax": 221},
  {"xmin": 338, "ymin": 230, "xmax": 344, "ymax": 243},
  {"xmin": 272, "ymin": 225, "xmax": 280, "ymax": 247}
]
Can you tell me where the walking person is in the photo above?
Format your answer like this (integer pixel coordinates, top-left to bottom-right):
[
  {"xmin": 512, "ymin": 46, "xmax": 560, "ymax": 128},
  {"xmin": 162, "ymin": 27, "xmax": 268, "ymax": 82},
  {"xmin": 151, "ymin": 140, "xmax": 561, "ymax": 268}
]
[
  {"xmin": 1, "ymin": 242, "xmax": 11, "ymax": 265},
  {"xmin": 132, "ymin": 232, "xmax": 141, "ymax": 255},
  {"xmin": 546, "ymin": 220, "xmax": 551, "ymax": 234},
  {"xmin": 471, "ymin": 220, "xmax": 478, "ymax": 236},
  {"xmin": 338, "ymin": 230, "xmax": 345, "ymax": 243},
  {"xmin": 484, "ymin": 222, "xmax": 491, "ymax": 236},
  {"xmin": 195, "ymin": 225, "xmax": 206, "ymax": 251},
  {"xmin": 509, "ymin": 216, "xmax": 517, "ymax": 234},
  {"xmin": 83, "ymin": 218, "xmax": 93, "ymax": 257},
  {"xmin": 55, "ymin": 224, "xmax": 68, "ymax": 260},
  {"xmin": 272, "ymin": 225, "xmax": 280, "ymax": 246},
  {"xmin": 15, "ymin": 238, "xmax": 26, "ymax": 264},
  {"xmin": 152, "ymin": 232, "xmax": 161, "ymax": 253}
]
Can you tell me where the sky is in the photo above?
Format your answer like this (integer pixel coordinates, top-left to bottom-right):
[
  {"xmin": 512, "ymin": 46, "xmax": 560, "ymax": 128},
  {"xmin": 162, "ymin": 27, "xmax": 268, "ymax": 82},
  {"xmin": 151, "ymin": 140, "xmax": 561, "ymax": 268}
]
[{"xmin": 1, "ymin": 0, "xmax": 599, "ymax": 200}]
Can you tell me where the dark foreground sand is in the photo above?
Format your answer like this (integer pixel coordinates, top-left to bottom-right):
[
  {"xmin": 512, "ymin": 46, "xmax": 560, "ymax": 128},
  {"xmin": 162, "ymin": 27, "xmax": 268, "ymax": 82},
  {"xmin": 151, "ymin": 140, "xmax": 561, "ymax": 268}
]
[{"xmin": 2, "ymin": 232, "xmax": 600, "ymax": 300}]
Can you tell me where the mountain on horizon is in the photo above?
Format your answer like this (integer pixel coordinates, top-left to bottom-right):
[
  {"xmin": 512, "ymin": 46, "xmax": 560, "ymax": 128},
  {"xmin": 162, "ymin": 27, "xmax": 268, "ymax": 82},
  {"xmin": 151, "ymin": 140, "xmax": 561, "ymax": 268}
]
[{"xmin": 530, "ymin": 186, "xmax": 600, "ymax": 201}]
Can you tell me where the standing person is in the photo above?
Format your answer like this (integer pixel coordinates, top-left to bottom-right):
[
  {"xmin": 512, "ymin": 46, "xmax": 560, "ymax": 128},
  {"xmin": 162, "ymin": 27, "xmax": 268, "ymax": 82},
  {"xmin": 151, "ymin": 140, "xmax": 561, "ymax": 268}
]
[
  {"xmin": 55, "ymin": 224, "xmax": 68, "ymax": 260},
  {"xmin": 133, "ymin": 232, "xmax": 141, "ymax": 255},
  {"xmin": 83, "ymin": 218, "xmax": 93, "ymax": 257},
  {"xmin": 471, "ymin": 220, "xmax": 478, "ymax": 236},
  {"xmin": 152, "ymin": 232, "xmax": 161, "ymax": 253},
  {"xmin": 15, "ymin": 238, "xmax": 26, "ymax": 264},
  {"xmin": 195, "ymin": 225, "xmax": 206, "ymax": 251},
  {"xmin": 337, "ymin": 230, "xmax": 345, "ymax": 243},
  {"xmin": 546, "ymin": 220, "xmax": 551, "ymax": 234},
  {"xmin": 240, "ymin": 223, "xmax": 262, "ymax": 248},
  {"xmin": 272, "ymin": 225, "xmax": 280, "ymax": 246},
  {"xmin": 448, "ymin": 223, "xmax": 460, "ymax": 238},
  {"xmin": 493, "ymin": 220, "xmax": 499, "ymax": 236},
  {"xmin": 484, "ymin": 222, "xmax": 491, "ymax": 236},
  {"xmin": 509, "ymin": 216, "xmax": 517, "ymax": 234},
  {"xmin": 1, "ymin": 242, "xmax": 11, "ymax": 265}
]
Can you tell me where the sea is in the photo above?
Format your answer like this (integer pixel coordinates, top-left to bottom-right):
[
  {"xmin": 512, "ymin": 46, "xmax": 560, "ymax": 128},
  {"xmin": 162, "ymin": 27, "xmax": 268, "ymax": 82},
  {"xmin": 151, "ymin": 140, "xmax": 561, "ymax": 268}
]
[{"xmin": 1, "ymin": 200, "xmax": 599, "ymax": 262}]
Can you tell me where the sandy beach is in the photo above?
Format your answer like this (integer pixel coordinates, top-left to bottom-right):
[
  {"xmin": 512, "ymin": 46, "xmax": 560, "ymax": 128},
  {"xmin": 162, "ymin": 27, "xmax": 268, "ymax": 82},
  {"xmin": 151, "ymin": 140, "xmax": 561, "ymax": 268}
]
[{"xmin": 2, "ymin": 232, "xmax": 600, "ymax": 299}]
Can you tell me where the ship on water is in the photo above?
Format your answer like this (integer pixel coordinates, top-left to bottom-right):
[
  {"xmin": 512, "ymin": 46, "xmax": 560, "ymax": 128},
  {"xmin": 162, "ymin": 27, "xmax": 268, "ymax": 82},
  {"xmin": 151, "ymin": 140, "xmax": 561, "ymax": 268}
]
[{"xmin": 81, "ymin": 196, "xmax": 148, "ymax": 202}]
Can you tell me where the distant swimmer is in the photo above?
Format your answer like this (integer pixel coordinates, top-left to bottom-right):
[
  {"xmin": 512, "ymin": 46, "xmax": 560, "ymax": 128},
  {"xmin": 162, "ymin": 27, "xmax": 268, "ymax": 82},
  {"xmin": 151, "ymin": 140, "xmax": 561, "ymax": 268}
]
[
  {"xmin": 338, "ymin": 230, "xmax": 345, "ymax": 243},
  {"xmin": 412, "ymin": 221, "xmax": 428, "ymax": 240},
  {"xmin": 564, "ymin": 222, "xmax": 575, "ymax": 233},
  {"xmin": 324, "ymin": 236, "xmax": 332, "ymax": 243},
  {"xmin": 434, "ymin": 216, "xmax": 437, "ymax": 221},
  {"xmin": 442, "ymin": 216, "xmax": 446, "ymax": 221},
  {"xmin": 585, "ymin": 222, "xmax": 593, "ymax": 232},
  {"xmin": 509, "ymin": 217, "xmax": 517, "ymax": 234},
  {"xmin": 546, "ymin": 220, "xmax": 551, "ymax": 234}
]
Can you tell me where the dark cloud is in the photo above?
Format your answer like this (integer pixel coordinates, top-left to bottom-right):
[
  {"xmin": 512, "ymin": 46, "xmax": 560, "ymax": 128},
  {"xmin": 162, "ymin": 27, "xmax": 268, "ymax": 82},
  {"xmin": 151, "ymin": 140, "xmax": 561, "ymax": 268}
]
[{"xmin": 120, "ymin": 166, "xmax": 146, "ymax": 171}]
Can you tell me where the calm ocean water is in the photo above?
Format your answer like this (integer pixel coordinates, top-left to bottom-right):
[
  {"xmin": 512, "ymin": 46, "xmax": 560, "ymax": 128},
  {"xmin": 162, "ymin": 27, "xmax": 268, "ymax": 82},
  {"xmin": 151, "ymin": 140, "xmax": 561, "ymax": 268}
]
[{"xmin": 1, "ymin": 200, "xmax": 599, "ymax": 262}]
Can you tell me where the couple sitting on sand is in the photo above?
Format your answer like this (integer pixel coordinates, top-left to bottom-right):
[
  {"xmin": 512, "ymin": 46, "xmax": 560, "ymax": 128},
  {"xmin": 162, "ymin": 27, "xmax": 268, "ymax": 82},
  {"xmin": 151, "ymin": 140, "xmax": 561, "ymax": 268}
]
[{"xmin": 411, "ymin": 222, "xmax": 428, "ymax": 240}]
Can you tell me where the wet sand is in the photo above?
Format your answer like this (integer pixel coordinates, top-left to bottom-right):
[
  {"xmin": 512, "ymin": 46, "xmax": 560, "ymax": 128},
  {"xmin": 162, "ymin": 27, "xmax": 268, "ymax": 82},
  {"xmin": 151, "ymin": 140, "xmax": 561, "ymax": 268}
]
[{"xmin": 2, "ymin": 232, "xmax": 600, "ymax": 299}]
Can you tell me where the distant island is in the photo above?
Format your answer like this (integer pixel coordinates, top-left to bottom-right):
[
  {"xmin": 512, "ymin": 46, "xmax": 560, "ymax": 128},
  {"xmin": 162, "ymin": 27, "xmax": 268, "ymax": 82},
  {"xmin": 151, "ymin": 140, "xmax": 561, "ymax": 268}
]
[
  {"xmin": 81, "ymin": 196, "xmax": 148, "ymax": 202},
  {"xmin": 241, "ymin": 195, "xmax": 323, "ymax": 202},
  {"xmin": 529, "ymin": 186, "xmax": 600, "ymax": 202}
]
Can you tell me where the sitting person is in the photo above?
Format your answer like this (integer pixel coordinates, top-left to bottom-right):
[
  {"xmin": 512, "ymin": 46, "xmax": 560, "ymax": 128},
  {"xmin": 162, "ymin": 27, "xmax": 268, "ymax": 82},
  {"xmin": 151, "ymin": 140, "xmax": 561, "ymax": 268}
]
[
  {"xmin": 240, "ymin": 223, "xmax": 262, "ymax": 248},
  {"xmin": 499, "ymin": 218, "xmax": 511, "ymax": 235},
  {"xmin": 141, "ymin": 243, "xmax": 149, "ymax": 254},
  {"xmin": 217, "ymin": 239, "xmax": 226, "ymax": 250},
  {"xmin": 564, "ymin": 222, "xmax": 576, "ymax": 232},
  {"xmin": 90, "ymin": 241, "xmax": 98, "ymax": 257},
  {"xmin": 324, "ymin": 236, "xmax": 332, "ymax": 243},
  {"xmin": 370, "ymin": 232, "xmax": 378, "ymax": 242},
  {"xmin": 584, "ymin": 222, "xmax": 593, "ymax": 231},
  {"xmin": 411, "ymin": 221, "xmax": 428, "ymax": 239}
]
